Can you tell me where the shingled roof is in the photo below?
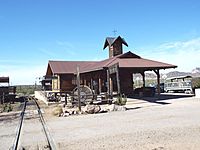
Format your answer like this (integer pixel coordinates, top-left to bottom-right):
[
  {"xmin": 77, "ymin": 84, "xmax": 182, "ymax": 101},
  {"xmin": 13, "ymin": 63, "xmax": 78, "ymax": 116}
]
[
  {"xmin": 46, "ymin": 51, "xmax": 177, "ymax": 75},
  {"xmin": 47, "ymin": 61, "xmax": 98, "ymax": 74},
  {"xmin": 103, "ymin": 36, "xmax": 128, "ymax": 49}
]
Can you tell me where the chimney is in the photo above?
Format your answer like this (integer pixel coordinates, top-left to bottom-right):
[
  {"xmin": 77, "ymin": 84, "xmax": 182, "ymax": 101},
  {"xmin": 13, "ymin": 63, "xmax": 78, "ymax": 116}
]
[{"xmin": 103, "ymin": 36, "xmax": 128, "ymax": 58}]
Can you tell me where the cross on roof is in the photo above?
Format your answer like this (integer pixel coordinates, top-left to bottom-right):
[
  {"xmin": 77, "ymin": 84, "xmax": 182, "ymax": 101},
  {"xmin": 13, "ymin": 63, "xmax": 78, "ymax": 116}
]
[{"xmin": 113, "ymin": 30, "xmax": 117, "ymax": 36}]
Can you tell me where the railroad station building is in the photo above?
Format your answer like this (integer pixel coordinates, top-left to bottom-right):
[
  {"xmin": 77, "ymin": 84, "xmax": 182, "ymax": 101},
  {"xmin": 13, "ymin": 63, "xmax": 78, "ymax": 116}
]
[{"xmin": 43, "ymin": 36, "xmax": 177, "ymax": 97}]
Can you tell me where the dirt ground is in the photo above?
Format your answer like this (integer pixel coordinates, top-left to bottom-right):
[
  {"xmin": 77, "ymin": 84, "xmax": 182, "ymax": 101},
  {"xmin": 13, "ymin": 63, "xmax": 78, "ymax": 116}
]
[{"xmin": 0, "ymin": 94, "xmax": 200, "ymax": 150}]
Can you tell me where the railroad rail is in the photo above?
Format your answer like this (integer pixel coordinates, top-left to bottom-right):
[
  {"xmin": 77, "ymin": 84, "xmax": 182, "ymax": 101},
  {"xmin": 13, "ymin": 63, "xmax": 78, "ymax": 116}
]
[{"xmin": 12, "ymin": 96, "xmax": 56, "ymax": 150}]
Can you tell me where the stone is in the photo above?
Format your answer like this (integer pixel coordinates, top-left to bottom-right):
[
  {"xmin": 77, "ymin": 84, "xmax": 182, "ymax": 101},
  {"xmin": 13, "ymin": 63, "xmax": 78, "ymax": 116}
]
[
  {"xmin": 116, "ymin": 105, "xmax": 126, "ymax": 111},
  {"xmin": 62, "ymin": 108, "xmax": 79, "ymax": 115},
  {"xmin": 85, "ymin": 104, "xmax": 101, "ymax": 114},
  {"xmin": 106, "ymin": 104, "xmax": 126, "ymax": 111},
  {"xmin": 93, "ymin": 105, "xmax": 101, "ymax": 113},
  {"xmin": 107, "ymin": 104, "xmax": 115, "ymax": 111},
  {"xmin": 63, "ymin": 112, "xmax": 70, "ymax": 117}
]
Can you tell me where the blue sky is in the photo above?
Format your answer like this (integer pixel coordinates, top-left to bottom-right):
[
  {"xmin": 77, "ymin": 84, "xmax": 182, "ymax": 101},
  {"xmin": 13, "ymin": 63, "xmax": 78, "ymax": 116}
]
[{"xmin": 0, "ymin": 0, "xmax": 200, "ymax": 85}]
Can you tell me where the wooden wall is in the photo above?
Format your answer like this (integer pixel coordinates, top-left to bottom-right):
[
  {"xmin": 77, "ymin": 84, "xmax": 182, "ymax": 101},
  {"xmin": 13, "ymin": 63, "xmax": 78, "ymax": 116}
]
[
  {"xmin": 109, "ymin": 39, "xmax": 123, "ymax": 58},
  {"xmin": 119, "ymin": 68, "xmax": 134, "ymax": 96},
  {"xmin": 52, "ymin": 75, "xmax": 60, "ymax": 92},
  {"xmin": 60, "ymin": 74, "xmax": 76, "ymax": 92},
  {"xmin": 53, "ymin": 69, "xmax": 134, "ymax": 96}
]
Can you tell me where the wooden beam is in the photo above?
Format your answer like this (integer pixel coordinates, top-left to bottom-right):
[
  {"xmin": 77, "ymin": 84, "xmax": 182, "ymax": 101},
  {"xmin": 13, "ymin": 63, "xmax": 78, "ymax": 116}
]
[
  {"xmin": 141, "ymin": 72, "xmax": 145, "ymax": 88},
  {"xmin": 110, "ymin": 77, "xmax": 113, "ymax": 96},
  {"xmin": 116, "ymin": 64, "xmax": 121, "ymax": 94},
  {"xmin": 106, "ymin": 69, "xmax": 110, "ymax": 95},
  {"xmin": 98, "ymin": 78, "xmax": 102, "ymax": 94},
  {"xmin": 84, "ymin": 79, "xmax": 86, "ymax": 86},
  {"xmin": 154, "ymin": 69, "xmax": 160, "ymax": 99},
  {"xmin": 90, "ymin": 78, "xmax": 93, "ymax": 91},
  {"xmin": 76, "ymin": 66, "xmax": 81, "ymax": 112},
  {"xmin": 64, "ymin": 93, "xmax": 67, "ymax": 106}
]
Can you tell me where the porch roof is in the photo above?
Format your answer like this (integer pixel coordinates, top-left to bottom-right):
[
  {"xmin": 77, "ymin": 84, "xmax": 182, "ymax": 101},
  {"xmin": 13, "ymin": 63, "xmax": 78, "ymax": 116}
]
[{"xmin": 46, "ymin": 51, "xmax": 177, "ymax": 75}]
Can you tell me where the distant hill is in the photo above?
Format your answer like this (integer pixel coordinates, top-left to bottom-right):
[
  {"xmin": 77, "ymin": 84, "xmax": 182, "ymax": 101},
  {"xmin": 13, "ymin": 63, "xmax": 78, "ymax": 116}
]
[
  {"xmin": 133, "ymin": 67, "xmax": 200, "ymax": 80},
  {"xmin": 166, "ymin": 67, "xmax": 200, "ymax": 78},
  {"xmin": 192, "ymin": 67, "xmax": 200, "ymax": 73}
]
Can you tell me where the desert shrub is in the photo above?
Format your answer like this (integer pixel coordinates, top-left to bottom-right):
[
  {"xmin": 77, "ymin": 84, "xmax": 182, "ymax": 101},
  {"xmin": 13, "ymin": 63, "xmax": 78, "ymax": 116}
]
[
  {"xmin": 16, "ymin": 85, "xmax": 42, "ymax": 95},
  {"xmin": 192, "ymin": 77, "xmax": 200, "ymax": 89},
  {"xmin": 116, "ymin": 94, "xmax": 127, "ymax": 106},
  {"xmin": 3, "ymin": 103, "xmax": 13, "ymax": 112},
  {"xmin": 52, "ymin": 106, "xmax": 63, "ymax": 116}
]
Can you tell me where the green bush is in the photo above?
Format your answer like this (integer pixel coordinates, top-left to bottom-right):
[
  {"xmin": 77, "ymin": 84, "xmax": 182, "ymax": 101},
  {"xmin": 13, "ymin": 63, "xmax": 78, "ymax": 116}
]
[
  {"xmin": 16, "ymin": 85, "xmax": 41, "ymax": 95},
  {"xmin": 116, "ymin": 94, "xmax": 127, "ymax": 106},
  {"xmin": 192, "ymin": 77, "xmax": 200, "ymax": 89},
  {"xmin": 3, "ymin": 103, "xmax": 13, "ymax": 112},
  {"xmin": 52, "ymin": 106, "xmax": 63, "ymax": 116}
]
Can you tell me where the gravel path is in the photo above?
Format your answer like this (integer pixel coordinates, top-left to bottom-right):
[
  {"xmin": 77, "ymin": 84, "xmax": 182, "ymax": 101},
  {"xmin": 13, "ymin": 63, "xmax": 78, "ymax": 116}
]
[
  {"xmin": 46, "ymin": 96, "xmax": 200, "ymax": 150},
  {"xmin": 0, "ymin": 112, "xmax": 20, "ymax": 150},
  {"xmin": 0, "ymin": 95, "xmax": 200, "ymax": 150}
]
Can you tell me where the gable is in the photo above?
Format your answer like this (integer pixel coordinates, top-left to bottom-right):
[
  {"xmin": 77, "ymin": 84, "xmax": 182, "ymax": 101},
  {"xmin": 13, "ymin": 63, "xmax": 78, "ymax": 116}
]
[
  {"xmin": 103, "ymin": 36, "xmax": 128, "ymax": 49},
  {"xmin": 117, "ymin": 51, "xmax": 141, "ymax": 59}
]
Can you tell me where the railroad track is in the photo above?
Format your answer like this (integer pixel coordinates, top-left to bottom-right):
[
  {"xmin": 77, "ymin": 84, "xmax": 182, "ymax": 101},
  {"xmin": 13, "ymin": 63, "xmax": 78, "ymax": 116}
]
[{"xmin": 12, "ymin": 96, "xmax": 56, "ymax": 150}]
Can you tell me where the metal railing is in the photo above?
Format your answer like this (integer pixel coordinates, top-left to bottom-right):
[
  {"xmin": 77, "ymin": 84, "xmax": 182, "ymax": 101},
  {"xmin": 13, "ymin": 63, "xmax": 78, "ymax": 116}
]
[{"xmin": 165, "ymin": 81, "xmax": 192, "ymax": 92}]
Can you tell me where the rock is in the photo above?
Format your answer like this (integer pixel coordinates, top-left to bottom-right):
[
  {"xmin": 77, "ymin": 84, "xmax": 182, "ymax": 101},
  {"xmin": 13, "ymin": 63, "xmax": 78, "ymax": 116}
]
[
  {"xmin": 99, "ymin": 109, "xmax": 108, "ymax": 113},
  {"xmin": 62, "ymin": 108, "xmax": 79, "ymax": 115},
  {"xmin": 85, "ymin": 105, "xmax": 95, "ymax": 114},
  {"xmin": 94, "ymin": 105, "xmax": 101, "ymax": 113},
  {"xmin": 106, "ymin": 104, "xmax": 126, "ymax": 111},
  {"xmin": 63, "ymin": 112, "xmax": 70, "ymax": 117},
  {"xmin": 85, "ymin": 104, "xmax": 101, "ymax": 114},
  {"xmin": 116, "ymin": 105, "xmax": 126, "ymax": 111},
  {"xmin": 107, "ymin": 104, "xmax": 115, "ymax": 111},
  {"xmin": 82, "ymin": 106, "xmax": 87, "ymax": 112}
]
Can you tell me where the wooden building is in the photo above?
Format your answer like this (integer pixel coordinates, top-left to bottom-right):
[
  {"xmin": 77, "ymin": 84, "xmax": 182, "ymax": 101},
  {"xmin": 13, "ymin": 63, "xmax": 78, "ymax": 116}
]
[
  {"xmin": 0, "ymin": 77, "xmax": 16, "ymax": 104},
  {"xmin": 43, "ymin": 36, "xmax": 177, "ymax": 96}
]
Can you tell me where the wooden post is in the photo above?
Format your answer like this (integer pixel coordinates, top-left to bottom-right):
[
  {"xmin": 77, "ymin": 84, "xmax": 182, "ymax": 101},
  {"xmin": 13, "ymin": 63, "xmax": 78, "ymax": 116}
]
[
  {"xmin": 84, "ymin": 79, "xmax": 86, "ymax": 85},
  {"xmin": 106, "ymin": 69, "xmax": 110, "ymax": 96},
  {"xmin": 142, "ymin": 72, "xmax": 145, "ymax": 88},
  {"xmin": 154, "ymin": 69, "xmax": 160, "ymax": 99},
  {"xmin": 3, "ymin": 92, "xmax": 5, "ymax": 104},
  {"xmin": 90, "ymin": 78, "xmax": 93, "ymax": 90},
  {"xmin": 98, "ymin": 78, "xmax": 102, "ymax": 94},
  {"xmin": 65, "ymin": 93, "xmax": 67, "ymax": 106},
  {"xmin": 116, "ymin": 65, "xmax": 121, "ymax": 95},
  {"xmin": 0, "ymin": 95, "xmax": 2, "ymax": 104},
  {"xmin": 110, "ymin": 78, "xmax": 113, "ymax": 97},
  {"xmin": 76, "ymin": 66, "xmax": 81, "ymax": 112}
]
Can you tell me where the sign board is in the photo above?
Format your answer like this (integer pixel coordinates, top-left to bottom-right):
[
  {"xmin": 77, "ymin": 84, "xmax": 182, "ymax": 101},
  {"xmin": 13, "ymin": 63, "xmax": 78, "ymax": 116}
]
[{"xmin": 0, "ymin": 77, "xmax": 9, "ymax": 83}]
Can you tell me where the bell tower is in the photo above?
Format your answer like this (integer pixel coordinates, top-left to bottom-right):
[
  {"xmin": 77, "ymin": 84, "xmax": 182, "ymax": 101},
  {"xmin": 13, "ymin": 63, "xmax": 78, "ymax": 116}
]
[{"xmin": 103, "ymin": 36, "xmax": 128, "ymax": 58}]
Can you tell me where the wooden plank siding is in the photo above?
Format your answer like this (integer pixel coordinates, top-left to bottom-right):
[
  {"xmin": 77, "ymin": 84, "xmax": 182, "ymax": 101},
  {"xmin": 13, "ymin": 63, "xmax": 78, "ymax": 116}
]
[
  {"xmin": 119, "ymin": 68, "xmax": 134, "ymax": 96},
  {"xmin": 60, "ymin": 74, "xmax": 76, "ymax": 92}
]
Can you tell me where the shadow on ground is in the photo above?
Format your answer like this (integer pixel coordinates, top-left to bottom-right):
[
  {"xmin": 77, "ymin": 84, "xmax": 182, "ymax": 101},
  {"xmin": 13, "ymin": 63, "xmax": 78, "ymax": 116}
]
[{"xmin": 128, "ymin": 93, "xmax": 194, "ymax": 105}]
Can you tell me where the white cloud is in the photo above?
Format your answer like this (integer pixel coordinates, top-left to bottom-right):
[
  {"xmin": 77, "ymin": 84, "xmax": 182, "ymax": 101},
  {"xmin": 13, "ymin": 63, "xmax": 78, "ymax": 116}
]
[
  {"xmin": 0, "ymin": 65, "xmax": 46, "ymax": 85},
  {"xmin": 140, "ymin": 37, "xmax": 200, "ymax": 72},
  {"xmin": 38, "ymin": 48, "xmax": 56, "ymax": 57},
  {"xmin": 56, "ymin": 40, "xmax": 74, "ymax": 49}
]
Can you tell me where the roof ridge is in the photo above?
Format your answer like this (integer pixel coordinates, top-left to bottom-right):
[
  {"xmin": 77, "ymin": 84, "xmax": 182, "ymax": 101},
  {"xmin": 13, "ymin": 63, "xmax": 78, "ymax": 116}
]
[{"xmin": 103, "ymin": 56, "xmax": 118, "ymax": 67}]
